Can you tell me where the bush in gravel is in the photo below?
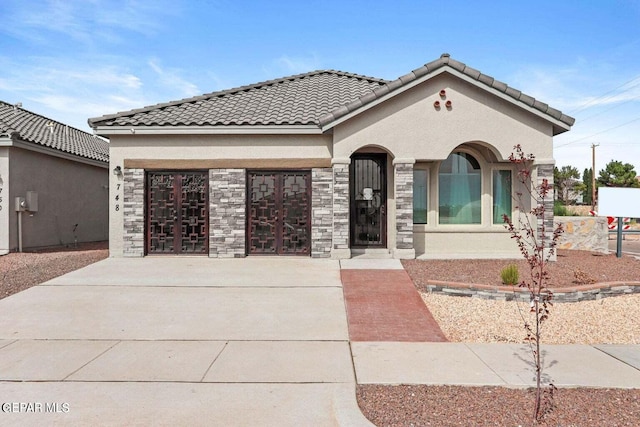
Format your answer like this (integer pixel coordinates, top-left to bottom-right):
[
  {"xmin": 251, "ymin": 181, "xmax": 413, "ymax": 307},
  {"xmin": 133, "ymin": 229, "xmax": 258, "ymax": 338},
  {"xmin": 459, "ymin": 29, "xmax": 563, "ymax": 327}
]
[
  {"xmin": 503, "ymin": 144, "xmax": 564, "ymax": 423},
  {"xmin": 500, "ymin": 264, "xmax": 519, "ymax": 286}
]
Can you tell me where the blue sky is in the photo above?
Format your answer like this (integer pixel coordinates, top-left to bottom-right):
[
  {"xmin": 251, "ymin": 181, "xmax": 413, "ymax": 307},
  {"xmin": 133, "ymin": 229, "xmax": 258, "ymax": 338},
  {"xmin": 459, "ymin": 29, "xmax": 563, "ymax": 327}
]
[{"xmin": 1, "ymin": 0, "xmax": 639, "ymax": 176}]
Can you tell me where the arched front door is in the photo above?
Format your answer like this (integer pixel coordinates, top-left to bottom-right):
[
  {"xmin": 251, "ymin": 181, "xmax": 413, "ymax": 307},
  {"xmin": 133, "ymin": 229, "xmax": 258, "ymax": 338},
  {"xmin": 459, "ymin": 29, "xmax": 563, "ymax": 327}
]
[{"xmin": 350, "ymin": 154, "xmax": 387, "ymax": 247}]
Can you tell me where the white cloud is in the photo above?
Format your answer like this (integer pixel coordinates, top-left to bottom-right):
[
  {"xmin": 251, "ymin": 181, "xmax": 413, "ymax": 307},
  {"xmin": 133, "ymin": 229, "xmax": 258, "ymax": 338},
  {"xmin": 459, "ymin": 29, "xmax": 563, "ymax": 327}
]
[
  {"xmin": 262, "ymin": 53, "xmax": 322, "ymax": 77},
  {"xmin": 1, "ymin": 0, "xmax": 178, "ymax": 46},
  {"xmin": 148, "ymin": 60, "xmax": 200, "ymax": 98}
]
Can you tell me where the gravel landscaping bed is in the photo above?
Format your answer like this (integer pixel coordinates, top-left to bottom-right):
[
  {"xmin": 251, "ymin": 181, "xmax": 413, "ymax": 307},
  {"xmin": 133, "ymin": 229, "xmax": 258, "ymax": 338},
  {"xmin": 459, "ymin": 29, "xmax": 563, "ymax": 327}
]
[
  {"xmin": 0, "ymin": 242, "xmax": 108, "ymax": 299},
  {"xmin": 357, "ymin": 250, "xmax": 640, "ymax": 426}
]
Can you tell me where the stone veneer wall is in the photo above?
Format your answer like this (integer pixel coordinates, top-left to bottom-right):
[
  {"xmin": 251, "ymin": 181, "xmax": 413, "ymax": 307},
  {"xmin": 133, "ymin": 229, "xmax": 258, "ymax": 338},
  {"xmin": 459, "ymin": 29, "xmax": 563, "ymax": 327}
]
[
  {"xmin": 209, "ymin": 169, "xmax": 246, "ymax": 258},
  {"xmin": 556, "ymin": 216, "xmax": 609, "ymax": 253},
  {"xmin": 311, "ymin": 168, "xmax": 333, "ymax": 258},
  {"xmin": 394, "ymin": 162, "xmax": 414, "ymax": 251},
  {"xmin": 536, "ymin": 164, "xmax": 555, "ymax": 244},
  {"xmin": 332, "ymin": 161, "xmax": 350, "ymax": 256},
  {"xmin": 123, "ymin": 168, "xmax": 144, "ymax": 257}
]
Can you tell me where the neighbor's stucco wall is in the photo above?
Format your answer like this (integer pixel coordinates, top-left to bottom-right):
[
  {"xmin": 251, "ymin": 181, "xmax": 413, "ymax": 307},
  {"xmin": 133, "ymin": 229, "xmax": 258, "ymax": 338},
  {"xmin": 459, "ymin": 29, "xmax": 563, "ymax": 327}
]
[
  {"xmin": 8, "ymin": 147, "xmax": 108, "ymax": 249},
  {"xmin": 332, "ymin": 73, "xmax": 554, "ymax": 162},
  {"xmin": 0, "ymin": 147, "xmax": 9, "ymax": 254}
]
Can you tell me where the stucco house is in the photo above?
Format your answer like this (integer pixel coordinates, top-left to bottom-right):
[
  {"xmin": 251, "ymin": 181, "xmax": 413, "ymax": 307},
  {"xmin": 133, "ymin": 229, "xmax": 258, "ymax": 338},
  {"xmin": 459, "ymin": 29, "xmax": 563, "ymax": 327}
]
[
  {"xmin": 0, "ymin": 101, "xmax": 109, "ymax": 254},
  {"xmin": 89, "ymin": 54, "xmax": 574, "ymax": 259}
]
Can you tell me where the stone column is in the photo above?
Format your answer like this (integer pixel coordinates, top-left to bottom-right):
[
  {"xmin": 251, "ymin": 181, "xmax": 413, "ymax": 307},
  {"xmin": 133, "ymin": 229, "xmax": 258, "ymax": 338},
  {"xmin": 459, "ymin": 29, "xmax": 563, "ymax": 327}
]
[
  {"xmin": 393, "ymin": 158, "xmax": 416, "ymax": 259},
  {"xmin": 311, "ymin": 168, "xmax": 333, "ymax": 258},
  {"xmin": 209, "ymin": 169, "xmax": 246, "ymax": 258},
  {"xmin": 122, "ymin": 168, "xmax": 144, "ymax": 257},
  {"xmin": 535, "ymin": 162, "xmax": 556, "ymax": 261},
  {"xmin": 331, "ymin": 158, "xmax": 351, "ymax": 259}
]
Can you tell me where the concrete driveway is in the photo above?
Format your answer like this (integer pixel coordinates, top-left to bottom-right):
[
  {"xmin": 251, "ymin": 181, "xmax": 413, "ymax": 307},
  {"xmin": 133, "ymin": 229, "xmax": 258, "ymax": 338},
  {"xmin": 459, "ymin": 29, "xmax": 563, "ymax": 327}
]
[{"xmin": 0, "ymin": 257, "xmax": 373, "ymax": 426}]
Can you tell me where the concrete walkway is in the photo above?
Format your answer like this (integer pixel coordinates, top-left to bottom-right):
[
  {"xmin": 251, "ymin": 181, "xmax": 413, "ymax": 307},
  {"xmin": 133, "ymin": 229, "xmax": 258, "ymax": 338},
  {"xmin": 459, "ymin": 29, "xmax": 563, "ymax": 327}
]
[
  {"xmin": 1, "ymin": 257, "xmax": 639, "ymax": 425},
  {"xmin": 0, "ymin": 257, "xmax": 373, "ymax": 426}
]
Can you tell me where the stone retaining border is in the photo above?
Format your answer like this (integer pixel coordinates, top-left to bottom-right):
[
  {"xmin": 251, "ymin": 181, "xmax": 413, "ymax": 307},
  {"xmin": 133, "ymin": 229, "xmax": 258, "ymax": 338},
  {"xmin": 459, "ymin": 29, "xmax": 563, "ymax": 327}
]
[{"xmin": 423, "ymin": 280, "xmax": 640, "ymax": 303}]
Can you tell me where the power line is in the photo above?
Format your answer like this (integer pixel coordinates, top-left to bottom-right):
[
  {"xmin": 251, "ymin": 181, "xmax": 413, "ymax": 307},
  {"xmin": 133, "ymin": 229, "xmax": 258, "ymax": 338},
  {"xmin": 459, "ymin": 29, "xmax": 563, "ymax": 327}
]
[
  {"xmin": 555, "ymin": 115, "xmax": 640, "ymax": 148},
  {"xmin": 568, "ymin": 73, "xmax": 640, "ymax": 114}
]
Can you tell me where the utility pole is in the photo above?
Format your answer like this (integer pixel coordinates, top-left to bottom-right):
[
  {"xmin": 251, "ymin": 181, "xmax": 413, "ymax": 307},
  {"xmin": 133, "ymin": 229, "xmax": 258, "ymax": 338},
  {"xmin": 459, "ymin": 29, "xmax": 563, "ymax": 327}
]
[{"xmin": 591, "ymin": 143, "xmax": 599, "ymax": 211}]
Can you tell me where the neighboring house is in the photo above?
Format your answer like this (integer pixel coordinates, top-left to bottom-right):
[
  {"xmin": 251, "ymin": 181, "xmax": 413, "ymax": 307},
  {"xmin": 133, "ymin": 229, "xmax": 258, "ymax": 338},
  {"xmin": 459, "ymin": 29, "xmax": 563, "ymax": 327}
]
[
  {"xmin": 0, "ymin": 101, "xmax": 109, "ymax": 254},
  {"xmin": 89, "ymin": 54, "xmax": 574, "ymax": 259}
]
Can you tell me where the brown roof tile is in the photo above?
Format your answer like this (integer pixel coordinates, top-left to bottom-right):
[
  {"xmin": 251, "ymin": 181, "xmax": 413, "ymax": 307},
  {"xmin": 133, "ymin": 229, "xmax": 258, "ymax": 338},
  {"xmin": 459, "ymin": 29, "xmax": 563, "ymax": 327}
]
[{"xmin": 0, "ymin": 101, "xmax": 108, "ymax": 163}]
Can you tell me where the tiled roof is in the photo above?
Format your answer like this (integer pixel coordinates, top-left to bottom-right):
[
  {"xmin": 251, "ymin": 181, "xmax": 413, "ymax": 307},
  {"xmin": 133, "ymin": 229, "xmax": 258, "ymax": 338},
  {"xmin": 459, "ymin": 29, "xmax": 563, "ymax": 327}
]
[
  {"xmin": 319, "ymin": 54, "xmax": 575, "ymax": 128},
  {"xmin": 89, "ymin": 55, "xmax": 574, "ymax": 131},
  {"xmin": 0, "ymin": 101, "xmax": 109, "ymax": 163},
  {"xmin": 88, "ymin": 71, "xmax": 388, "ymax": 127}
]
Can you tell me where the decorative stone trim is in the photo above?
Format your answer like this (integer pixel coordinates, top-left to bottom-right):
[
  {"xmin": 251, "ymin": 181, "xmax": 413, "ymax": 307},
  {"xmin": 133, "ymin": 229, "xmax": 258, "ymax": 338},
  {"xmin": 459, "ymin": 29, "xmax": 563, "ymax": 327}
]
[
  {"xmin": 209, "ymin": 169, "xmax": 246, "ymax": 258},
  {"xmin": 394, "ymin": 161, "xmax": 415, "ymax": 256},
  {"xmin": 311, "ymin": 168, "xmax": 333, "ymax": 258},
  {"xmin": 123, "ymin": 168, "xmax": 144, "ymax": 257},
  {"xmin": 332, "ymin": 161, "xmax": 350, "ymax": 258},
  {"xmin": 422, "ymin": 280, "xmax": 640, "ymax": 303}
]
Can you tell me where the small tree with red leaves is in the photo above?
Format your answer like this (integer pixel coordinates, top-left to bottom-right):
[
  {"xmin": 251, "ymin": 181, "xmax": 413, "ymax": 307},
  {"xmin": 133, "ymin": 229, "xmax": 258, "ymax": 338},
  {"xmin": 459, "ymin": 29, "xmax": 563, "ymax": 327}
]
[{"xmin": 503, "ymin": 145, "xmax": 564, "ymax": 423}]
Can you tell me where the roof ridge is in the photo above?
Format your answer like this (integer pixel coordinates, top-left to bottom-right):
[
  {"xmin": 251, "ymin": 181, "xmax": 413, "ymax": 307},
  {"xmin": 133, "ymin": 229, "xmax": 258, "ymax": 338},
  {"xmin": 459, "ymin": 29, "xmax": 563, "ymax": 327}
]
[
  {"xmin": 88, "ymin": 70, "xmax": 388, "ymax": 126},
  {"xmin": 319, "ymin": 53, "xmax": 575, "ymax": 129},
  {"xmin": 0, "ymin": 100, "xmax": 96, "ymax": 137}
]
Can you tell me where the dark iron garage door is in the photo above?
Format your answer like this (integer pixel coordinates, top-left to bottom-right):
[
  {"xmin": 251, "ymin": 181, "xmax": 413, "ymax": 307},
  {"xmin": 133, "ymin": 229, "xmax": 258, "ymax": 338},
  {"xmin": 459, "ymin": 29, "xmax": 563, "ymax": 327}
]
[
  {"xmin": 247, "ymin": 171, "xmax": 311, "ymax": 255},
  {"xmin": 146, "ymin": 171, "xmax": 209, "ymax": 254}
]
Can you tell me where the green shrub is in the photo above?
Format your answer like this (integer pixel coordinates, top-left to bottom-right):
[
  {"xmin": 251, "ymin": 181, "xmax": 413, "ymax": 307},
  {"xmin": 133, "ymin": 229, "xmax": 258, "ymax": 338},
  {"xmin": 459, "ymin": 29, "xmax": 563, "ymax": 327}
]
[
  {"xmin": 500, "ymin": 264, "xmax": 519, "ymax": 286},
  {"xmin": 553, "ymin": 201, "xmax": 568, "ymax": 216}
]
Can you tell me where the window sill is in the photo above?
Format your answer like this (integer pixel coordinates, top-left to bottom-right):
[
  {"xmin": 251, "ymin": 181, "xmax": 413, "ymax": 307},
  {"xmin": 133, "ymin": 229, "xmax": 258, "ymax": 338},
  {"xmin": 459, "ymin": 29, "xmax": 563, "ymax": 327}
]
[{"xmin": 413, "ymin": 224, "xmax": 510, "ymax": 233}]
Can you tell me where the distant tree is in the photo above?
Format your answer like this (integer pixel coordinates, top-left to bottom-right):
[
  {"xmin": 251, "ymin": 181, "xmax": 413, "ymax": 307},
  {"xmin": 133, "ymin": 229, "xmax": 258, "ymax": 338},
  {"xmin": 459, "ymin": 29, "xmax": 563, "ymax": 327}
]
[
  {"xmin": 597, "ymin": 160, "xmax": 640, "ymax": 188},
  {"xmin": 554, "ymin": 165, "xmax": 581, "ymax": 203},
  {"xmin": 582, "ymin": 168, "xmax": 593, "ymax": 205}
]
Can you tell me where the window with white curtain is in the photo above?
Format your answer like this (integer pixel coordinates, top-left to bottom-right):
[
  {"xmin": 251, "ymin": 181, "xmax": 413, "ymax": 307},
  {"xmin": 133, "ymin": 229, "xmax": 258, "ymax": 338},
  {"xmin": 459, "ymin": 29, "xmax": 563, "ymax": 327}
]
[
  {"xmin": 438, "ymin": 152, "xmax": 481, "ymax": 224},
  {"xmin": 413, "ymin": 169, "xmax": 428, "ymax": 224},
  {"xmin": 493, "ymin": 170, "xmax": 512, "ymax": 224}
]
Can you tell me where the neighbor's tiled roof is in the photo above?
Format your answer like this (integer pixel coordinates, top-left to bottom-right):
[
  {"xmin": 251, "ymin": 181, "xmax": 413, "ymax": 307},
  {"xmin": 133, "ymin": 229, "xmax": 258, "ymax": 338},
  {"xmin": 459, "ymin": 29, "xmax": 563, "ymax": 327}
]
[
  {"xmin": 88, "ymin": 71, "xmax": 388, "ymax": 127},
  {"xmin": 0, "ymin": 101, "xmax": 109, "ymax": 163},
  {"xmin": 89, "ymin": 54, "xmax": 574, "ymax": 131}
]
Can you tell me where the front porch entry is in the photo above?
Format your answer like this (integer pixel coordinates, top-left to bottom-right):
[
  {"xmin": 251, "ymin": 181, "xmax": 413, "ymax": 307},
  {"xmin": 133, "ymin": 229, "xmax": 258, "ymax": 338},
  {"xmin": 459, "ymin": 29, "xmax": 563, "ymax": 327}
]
[{"xmin": 350, "ymin": 154, "xmax": 387, "ymax": 248}]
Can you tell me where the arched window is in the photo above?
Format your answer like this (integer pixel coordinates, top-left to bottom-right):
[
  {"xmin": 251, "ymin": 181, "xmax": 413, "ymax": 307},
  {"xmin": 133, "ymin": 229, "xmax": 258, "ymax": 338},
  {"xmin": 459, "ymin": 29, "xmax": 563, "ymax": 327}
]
[{"xmin": 438, "ymin": 152, "xmax": 481, "ymax": 224}]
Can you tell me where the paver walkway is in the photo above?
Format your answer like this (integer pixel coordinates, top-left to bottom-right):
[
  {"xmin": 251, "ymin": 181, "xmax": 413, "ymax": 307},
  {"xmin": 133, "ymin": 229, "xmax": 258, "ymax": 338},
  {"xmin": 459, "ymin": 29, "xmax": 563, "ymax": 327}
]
[{"xmin": 340, "ymin": 260, "xmax": 447, "ymax": 342}]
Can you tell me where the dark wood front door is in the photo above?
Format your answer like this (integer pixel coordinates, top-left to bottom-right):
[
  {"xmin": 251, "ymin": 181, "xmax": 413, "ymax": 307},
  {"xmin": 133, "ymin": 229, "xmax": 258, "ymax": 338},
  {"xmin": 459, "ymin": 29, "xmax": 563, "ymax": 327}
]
[
  {"xmin": 146, "ymin": 171, "xmax": 209, "ymax": 255},
  {"xmin": 350, "ymin": 154, "xmax": 387, "ymax": 247},
  {"xmin": 247, "ymin": 171, "xmax": 311, "ymax": 255}
]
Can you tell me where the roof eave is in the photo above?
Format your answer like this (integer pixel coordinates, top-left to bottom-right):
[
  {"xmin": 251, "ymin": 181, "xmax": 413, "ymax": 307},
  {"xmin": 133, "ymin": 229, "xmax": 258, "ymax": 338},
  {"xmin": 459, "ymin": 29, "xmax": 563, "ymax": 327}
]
[
  {"xmin": 93, "ymin": 124, "xmax": 325, "ymax": 137},
  {"xmin": 0, "ymin": 136, "xmax": 108, "ymax": 168}
]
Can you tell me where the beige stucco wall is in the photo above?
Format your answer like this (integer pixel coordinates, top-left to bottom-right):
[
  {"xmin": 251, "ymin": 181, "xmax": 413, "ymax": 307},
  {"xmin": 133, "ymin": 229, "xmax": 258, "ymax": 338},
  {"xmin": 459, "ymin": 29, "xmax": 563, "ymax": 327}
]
[
  {"xmin": 109, "ymin": 133, "xmax": 332, "ymax": 161},
  {"xmin": 7, "ymin": 147, "xmax": 108, "ymax": 249},
  {"xmin": 332, "ymin": 73, "xmax": 554, "ymax": 162}
]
